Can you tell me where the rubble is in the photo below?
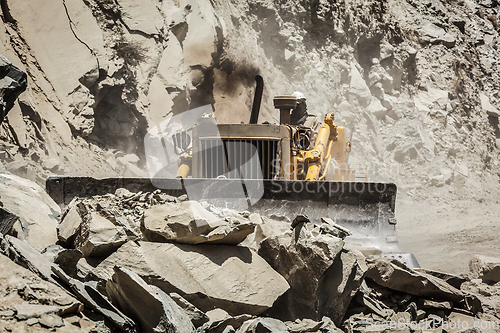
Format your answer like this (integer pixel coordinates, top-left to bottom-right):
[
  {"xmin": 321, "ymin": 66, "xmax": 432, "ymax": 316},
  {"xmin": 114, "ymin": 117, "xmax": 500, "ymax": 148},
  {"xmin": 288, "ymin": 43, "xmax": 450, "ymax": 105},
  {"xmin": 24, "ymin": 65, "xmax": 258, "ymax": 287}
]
[
  {"xmin": 0, "ymin": 248, "xmax": 83, "ymax": 332},
  {"xmin": 1, "ymin": 185, "xmax": 500, "ymax": 333},
  {"xmin": 52, "ymin": 265, "xmax": 137, "ymax": 332},
  {"xmin": 2, "ymin": 0, "xmax": 500, "ymax": 330}
]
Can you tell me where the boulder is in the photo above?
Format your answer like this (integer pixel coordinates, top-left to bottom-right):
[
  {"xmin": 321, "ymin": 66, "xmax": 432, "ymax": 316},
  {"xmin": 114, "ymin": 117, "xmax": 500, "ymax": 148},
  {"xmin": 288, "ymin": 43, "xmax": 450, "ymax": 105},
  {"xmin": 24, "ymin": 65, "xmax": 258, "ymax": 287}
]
[
  {"xmin": 57, "ymin": 200, "xmax": 85, "ymax": 245},
  {"xmin": 348, "ymin": 63, "xmax": 372, "ymax": 107},
  {"xmin": 0, "ymin": 54, "xmax": 27, "ymax": 124},
  {"xmin": 200, "ymin": 309, "xmax": 252, "ymax": 333},
  {"xmin": 39, "ymin": 314, "xmax": 65, "ymax": 329},
  {"xmin": 156, "ymin": 32, "xmax": 188, "ymax": 90},
  {"xmin": 1, "ymin": 235, "xmax": 57, "ymax": 283},
  {"xmin": 469, "ymin": 255, "xmax": 500, "ymax": 284},
  {"xmin": 170, "ymin": 292, "xmax": 209, "ymax": 327},
  {"xmin": 92, "ymin": 241, "xmax": 289, "ymax": 316},
  {"xmin": 366, "ymin": 99, "xmax": 388, "ymax": 119},
  {"xmin": 141, "ymin": 201, "xmax": 255, "ymax": 245},
  {"xmin": 14, "ymin": 303, "xmax": 60, "ymax": 320},
  {"xmin": 366, "ymin": 257, "xmax": 464, "ymax": 303},
  {"xmin": 239, "ymin": 214, "xmax": 291, "ymax": 251},
  {"xmin": 75, "ymin": 212, "xmax": 130, "ymax": 257},
  {"xmin": 480, "ymin": 93, "xmax": 500, "ymax": 118},
  {"xmin": 236, "ymin": 318, "xmax": 289, "ymax": 333},
  {"xmin": 41, "ymin": 244, "xmax": 83, "ymax": 277},
  {"xmin": 316, "ymin": 249, "xmax": 367, "ymax": 324},
  {"xmin": 258, "ymin": 221, "xmax": 364, "ymax": 324},
  {"xmin": 0, "ymin": 207, "xmax": 19, "ymax": 235},
  {"xmin": 380, "ymin": 42, "xmax": 395, "ymax": 61},
  {"xmin": 0, "ymin": 173, "xmax": 60, "ymax": 251},
  {"xmin": 183, "ymin": 0, "xmax": 218, "ymax": 68},
  {"xmin": 106, "ymin": 266, "xmax": 195, "ymax": 333},
  {"xmin": 51, "ymin": 266, "xmax": 136, "ymax": 333},
  {"xmin": 419, "ymin": 23, "xmax": 456, "ymax": 48}
]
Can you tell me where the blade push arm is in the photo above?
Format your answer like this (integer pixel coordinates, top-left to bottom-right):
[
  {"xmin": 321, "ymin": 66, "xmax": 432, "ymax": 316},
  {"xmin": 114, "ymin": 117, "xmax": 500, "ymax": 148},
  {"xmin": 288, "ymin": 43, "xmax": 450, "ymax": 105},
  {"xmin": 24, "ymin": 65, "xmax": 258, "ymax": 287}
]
[{"xmin": 304, "ymin": 113, "xmax": 338, "ymax": 181}]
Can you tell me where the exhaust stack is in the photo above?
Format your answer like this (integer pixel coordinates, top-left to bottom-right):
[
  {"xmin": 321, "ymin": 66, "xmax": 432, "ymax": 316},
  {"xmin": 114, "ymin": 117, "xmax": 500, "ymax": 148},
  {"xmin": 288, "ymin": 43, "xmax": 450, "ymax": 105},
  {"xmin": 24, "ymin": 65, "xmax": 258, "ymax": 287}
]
[{"xmin": 249, "ymin": 75, "xmax": 264, "ymax": 124}]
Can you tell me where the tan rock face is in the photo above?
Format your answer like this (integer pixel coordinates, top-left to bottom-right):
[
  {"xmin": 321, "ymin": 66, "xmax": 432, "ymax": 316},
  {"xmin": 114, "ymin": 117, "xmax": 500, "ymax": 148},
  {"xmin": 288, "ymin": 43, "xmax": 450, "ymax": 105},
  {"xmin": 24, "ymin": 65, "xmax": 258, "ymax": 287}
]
[
  {"xmin": 8, "ymin": 0, "xmax": 102, "ymax": 98},
  {"xmin": 93, "ymin": 241, "xmax": 289, "ymax": 316}
]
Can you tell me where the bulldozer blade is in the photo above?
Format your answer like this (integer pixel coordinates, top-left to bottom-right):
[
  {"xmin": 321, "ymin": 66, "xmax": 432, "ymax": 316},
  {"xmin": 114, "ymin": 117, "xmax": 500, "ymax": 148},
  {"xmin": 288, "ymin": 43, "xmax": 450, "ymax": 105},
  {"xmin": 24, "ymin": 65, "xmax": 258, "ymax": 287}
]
[{"xmin": 46, "ymin": 176, "xmax": 405, "ymax": 255}]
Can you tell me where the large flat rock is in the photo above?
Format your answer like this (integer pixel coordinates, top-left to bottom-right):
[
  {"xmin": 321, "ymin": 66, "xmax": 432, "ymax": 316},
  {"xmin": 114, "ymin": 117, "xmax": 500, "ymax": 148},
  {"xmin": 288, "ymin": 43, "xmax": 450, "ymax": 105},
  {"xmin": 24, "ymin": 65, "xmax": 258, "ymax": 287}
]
[{"xmin": 93, "ymin": 241, "xmax": 289, "ymax": 316}]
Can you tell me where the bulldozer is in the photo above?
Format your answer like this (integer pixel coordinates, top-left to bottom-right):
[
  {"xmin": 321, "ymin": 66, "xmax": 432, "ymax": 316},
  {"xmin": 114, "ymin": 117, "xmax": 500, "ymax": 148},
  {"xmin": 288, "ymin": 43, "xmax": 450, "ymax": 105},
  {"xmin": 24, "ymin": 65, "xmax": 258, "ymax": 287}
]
[{"xmin": 46, "ymin": 76, "xmax": 418, "ymax": 266}]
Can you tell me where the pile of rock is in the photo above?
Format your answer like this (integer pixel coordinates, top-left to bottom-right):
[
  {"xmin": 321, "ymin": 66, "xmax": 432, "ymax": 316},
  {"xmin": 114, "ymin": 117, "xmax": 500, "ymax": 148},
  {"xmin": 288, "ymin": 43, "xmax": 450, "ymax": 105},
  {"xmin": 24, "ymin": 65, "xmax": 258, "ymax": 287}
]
[{"xmin": 1, "ymin": 182, "xmax": 500, "ymax": 332}]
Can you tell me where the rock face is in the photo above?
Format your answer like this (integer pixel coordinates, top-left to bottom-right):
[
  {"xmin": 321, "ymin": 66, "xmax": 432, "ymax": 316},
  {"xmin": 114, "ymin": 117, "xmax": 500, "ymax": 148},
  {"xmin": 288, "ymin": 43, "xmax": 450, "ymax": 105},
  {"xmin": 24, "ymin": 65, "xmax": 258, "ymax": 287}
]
[
  {"xmin": 0, "ymin": 55, "xmax": 27, "ymax": 124},
  {"xmin": 258, "ymin": 221, "xmax": 366, "ymax": 324},
  {"xmin": 93, "ymin": 241, "xmax": 289, "ymax": 316},
  {"xmin": 141, "ymin": 201, "xmax": 255, "ymax": 245},
  {"xmin": 469, "ymin": 255, "xmax": 500, "ymax": 284}
]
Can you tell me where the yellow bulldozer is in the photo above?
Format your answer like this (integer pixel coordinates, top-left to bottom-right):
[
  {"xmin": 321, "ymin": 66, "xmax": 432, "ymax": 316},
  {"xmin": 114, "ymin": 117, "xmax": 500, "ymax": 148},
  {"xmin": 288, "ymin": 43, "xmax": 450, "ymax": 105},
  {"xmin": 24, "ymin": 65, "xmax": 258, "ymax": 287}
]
[{"xmin": 46, "ymin": 76, "xmax": 417, "ymax": 266}]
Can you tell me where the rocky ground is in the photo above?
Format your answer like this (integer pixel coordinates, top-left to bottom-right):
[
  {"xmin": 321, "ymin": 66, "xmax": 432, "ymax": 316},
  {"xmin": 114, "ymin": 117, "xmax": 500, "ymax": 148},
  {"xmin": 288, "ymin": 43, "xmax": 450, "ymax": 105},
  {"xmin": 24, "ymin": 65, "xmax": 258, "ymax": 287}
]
[{"xmin": 1, "ymin": 177, "xmax": 500, "ymax": 332}]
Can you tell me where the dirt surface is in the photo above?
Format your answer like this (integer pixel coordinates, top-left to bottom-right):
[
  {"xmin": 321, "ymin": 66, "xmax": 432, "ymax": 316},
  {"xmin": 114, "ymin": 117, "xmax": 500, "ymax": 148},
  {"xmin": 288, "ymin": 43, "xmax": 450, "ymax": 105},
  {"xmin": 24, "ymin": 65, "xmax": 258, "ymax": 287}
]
[{"xmin": 397, "ymin": 193, "xmax": 500, "ymax": 275}]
